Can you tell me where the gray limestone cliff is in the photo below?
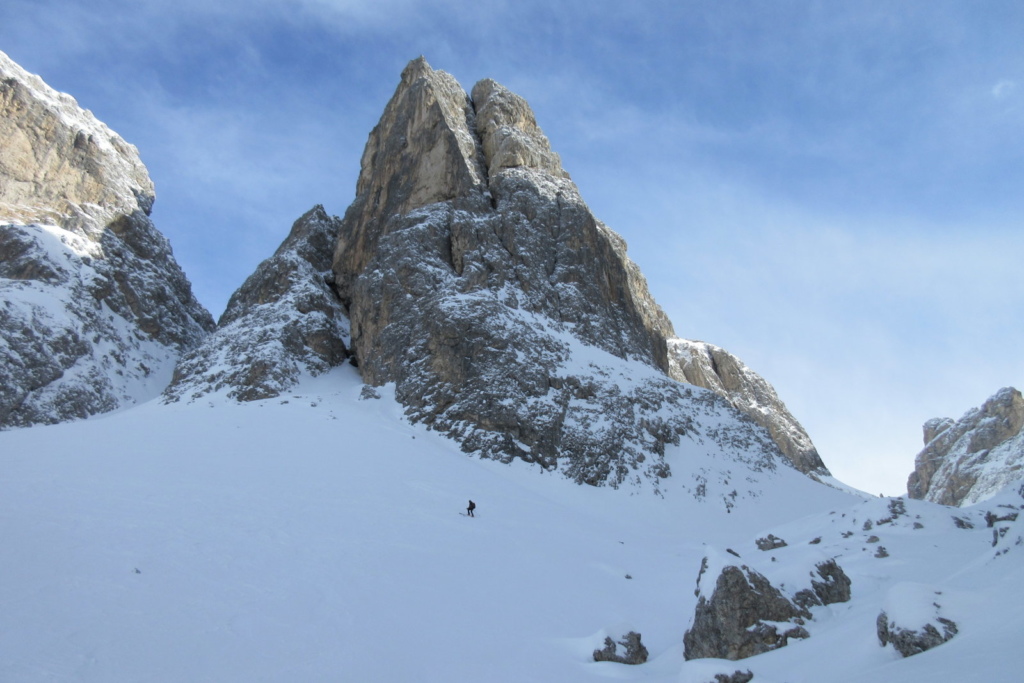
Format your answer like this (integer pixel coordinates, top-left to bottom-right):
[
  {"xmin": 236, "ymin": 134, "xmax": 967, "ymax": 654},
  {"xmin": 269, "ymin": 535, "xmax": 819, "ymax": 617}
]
[
  {"xmin": 325, "ymin": 57, "xmax": 818, "ymax": 485},
  {"xmin": 0, "ymin": 50, "xmax": 214, "ymax": 429},
  {"xmin": 163, "ymin": 206, "xmax": 348, "ymax": 402},
  {"xmin": 907, "ymin": 387, "xmax": 1024, "ymax": 506}
]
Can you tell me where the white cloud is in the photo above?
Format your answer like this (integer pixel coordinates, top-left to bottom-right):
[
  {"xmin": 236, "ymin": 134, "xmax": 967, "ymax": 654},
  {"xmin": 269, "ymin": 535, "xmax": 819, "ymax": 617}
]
[{"xmin": 992, "ymin": 79, "xmax": 1017, "ymax": 99}]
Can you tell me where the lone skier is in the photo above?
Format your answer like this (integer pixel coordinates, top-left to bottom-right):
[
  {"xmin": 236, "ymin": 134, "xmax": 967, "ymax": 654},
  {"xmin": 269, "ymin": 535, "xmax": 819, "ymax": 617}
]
[{"xmin": 467, "ymin": 500, "xmax": 476, "ymax": 517}]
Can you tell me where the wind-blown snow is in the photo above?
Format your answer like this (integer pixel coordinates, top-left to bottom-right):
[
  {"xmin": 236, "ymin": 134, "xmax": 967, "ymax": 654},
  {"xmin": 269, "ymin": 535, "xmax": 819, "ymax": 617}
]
[{"xmin": 1, "ymin": 368, "xmax": 1022, "ymax": 682}]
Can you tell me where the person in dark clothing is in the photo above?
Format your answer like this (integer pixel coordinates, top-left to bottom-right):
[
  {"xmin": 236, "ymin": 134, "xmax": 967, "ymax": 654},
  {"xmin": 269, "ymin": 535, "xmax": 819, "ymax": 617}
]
[{"xmin": 467, "ymin": 500, "xmax": 476, "ymax": 517}]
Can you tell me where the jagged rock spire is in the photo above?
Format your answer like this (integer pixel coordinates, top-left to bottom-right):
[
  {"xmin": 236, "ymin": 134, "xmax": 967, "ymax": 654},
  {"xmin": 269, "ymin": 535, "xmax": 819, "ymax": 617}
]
[
  {"xmin": 471, "ymin": 78, "xmax": 568, "ymax": 178},
  {"xmin": 164, "ymin": 206, "xmax": 348, "ymax": 403},
  {"xmin": 324, "ymin": 58, "xmax": 807, "ymax": 485},
  {"xmin": 332, "ymin": 57, "xmax": 487, "ymax": 303}
]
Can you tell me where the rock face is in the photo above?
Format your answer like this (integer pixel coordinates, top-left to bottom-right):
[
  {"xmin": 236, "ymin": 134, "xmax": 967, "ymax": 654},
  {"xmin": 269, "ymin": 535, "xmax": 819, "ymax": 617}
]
[
  {"xmin": 164, "ymin": 206, "xmax": 348, "ymax": 402},
  {"xmin": 0, "ymin": 50, "xmax": 213, "ymax": 429},
  {"xmin": 907, "ymin": 387, "xmax": 1024, "ymax": 506},
  {"xmin": 322, "ymin": 57, "xmax": 820, "ymax": 485},
  {"xmin": 668, "ymin": 339, "xmax": 828, "ymax": 476},
  {"xmin": 0, "ymin": 52, "xmax": 154, "ymax": 234}
]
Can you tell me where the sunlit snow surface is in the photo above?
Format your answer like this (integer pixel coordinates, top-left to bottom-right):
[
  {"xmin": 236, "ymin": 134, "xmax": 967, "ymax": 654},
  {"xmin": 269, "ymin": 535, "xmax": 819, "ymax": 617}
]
[{"xmin": 1, "ymin": 367, "xmax": 1022, "ymax": 682}]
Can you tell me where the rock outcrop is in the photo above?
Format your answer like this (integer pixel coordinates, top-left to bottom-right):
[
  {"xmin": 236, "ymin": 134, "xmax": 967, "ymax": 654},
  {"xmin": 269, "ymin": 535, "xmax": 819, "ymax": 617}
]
[
  {"xmin": 877, "ymin": 584, "xmax": 958, "ymax": 657},
  {"xmin": 684, "ymin": 552, "xmax": 851, "ymax": 661},
  {"xmin": 792, "ymin": 559, "xmax": 852, "ymax": 609},
  {"xmin": 0, "ymin": 50, "xmax": 213, "ymax": 429},
  {"xmin": 164, "ymin": 206, "xmax": 348, "ymax": 402},
  {"xmin": 668, "ymin": 339, "xmax": 828, "ymax": 476},
  {"xmin": 711, "ymin": 672, "xmax": 754, "ymax": 683},
  {"xmin": 592, "ymin": 631, "xmax": 649, "ymax": 665},
  {"xmin": 684, "ymin": 561, "xmax": 811, "ymax": 660},
  {"xmin": 877, "ymin": 612, "xmax": 958, "ymax": 658},
  {"xmin": 321, "ymin": 57, "xmax": 820, "ymax": 485},
  {"xmin": 907, "ymin": 387, "xmax": 1024, "ymax": 506}
]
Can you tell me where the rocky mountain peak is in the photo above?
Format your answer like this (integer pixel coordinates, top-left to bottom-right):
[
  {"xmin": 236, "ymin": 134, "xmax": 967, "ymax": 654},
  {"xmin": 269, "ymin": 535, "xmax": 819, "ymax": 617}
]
[
  {"xmin": 164, "ymin": 205, "xmax": 348, "ymax": 403},
  {"xmin": 908, "ymin": 387, "xmax": 1024, "ymax": 506},
  {"xmin": 321, "ymin": 59, "xmax": 824, "ymax": 485},
  {"xmin": 0, "ymin": 50, "xmax": 213, "ymax": 429},
  {"xmin": 167, "ymin": 57, "xmax": 827, "ymax": 483}
]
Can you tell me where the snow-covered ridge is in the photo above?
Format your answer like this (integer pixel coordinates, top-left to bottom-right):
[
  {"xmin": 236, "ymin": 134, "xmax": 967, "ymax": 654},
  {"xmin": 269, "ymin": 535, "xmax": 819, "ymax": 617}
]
[
  {"xmin": 667, "ymin": 338, "xmax": 828, "ymax": 476},
  {"xmin": 164, "ymin": 206, "xmax": 349, "ymax": 403}
]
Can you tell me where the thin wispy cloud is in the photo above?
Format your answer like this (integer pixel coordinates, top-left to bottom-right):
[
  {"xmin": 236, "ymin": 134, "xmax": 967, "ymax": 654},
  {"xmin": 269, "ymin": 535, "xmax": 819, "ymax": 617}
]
[{"xmin": 992, "ymin": 79, "xmax": 1017, "ymax": 99}]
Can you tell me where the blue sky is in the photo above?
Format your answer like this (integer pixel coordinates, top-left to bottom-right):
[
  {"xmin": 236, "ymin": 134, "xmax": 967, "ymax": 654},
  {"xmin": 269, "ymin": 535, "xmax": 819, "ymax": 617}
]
[{"xmin": 3, "ymin": 0, "xmax": 1022, "ymax": 495}]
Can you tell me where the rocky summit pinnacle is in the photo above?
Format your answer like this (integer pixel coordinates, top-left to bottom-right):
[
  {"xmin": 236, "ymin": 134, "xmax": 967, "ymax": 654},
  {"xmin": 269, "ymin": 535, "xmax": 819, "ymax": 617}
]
[{"xmin": 323, "ymin": 57, "xmax": 824, "ymax": 484}]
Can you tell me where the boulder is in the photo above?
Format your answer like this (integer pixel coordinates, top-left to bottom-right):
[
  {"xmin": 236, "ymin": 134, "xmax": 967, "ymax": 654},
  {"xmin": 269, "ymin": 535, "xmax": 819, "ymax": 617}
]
[
  {"xmin": 877, "ymin": 612, "xmax": 958, "ymax": 657},
  {"xmin": 793, "ymin": 559, "xmax": 852, "ymax": 609},
  {"xmin": 684, "ymin": 563, "xmax": 811, "ymax": 660},
  {"xmin": 877, "ymin": 583, "xmax": 958, "ymax": 657}
]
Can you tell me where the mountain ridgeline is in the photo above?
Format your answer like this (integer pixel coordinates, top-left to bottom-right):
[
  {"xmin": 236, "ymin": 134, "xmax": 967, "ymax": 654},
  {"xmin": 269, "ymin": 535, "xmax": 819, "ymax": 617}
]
[{"xmin": 166, "ymin": 57, "xmax": 827, "ymax": 485}]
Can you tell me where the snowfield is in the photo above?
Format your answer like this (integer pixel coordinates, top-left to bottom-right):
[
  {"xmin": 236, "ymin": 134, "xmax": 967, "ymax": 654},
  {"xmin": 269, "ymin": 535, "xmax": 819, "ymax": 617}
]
[{"xmin": 1, "ymin": 366, "xmax": 1022, "ymax": 682}]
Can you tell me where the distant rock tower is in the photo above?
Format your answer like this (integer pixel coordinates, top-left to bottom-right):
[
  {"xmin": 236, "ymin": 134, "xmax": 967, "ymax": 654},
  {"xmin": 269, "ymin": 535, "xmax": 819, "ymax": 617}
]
[{"xmin": 908, "ymin": 387, "xmax": 1024, "ymax": 506}]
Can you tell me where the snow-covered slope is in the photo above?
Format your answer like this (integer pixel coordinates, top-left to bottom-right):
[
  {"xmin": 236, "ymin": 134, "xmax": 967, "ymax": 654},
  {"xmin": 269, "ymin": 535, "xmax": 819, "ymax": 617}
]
[
  {"xmin": 908, "ymin": 387, "xmax": 1024, "ymax": 506},
  {"xmin": 1, "ymin": 370, "xmax": 1022, "ymax": 682}
]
